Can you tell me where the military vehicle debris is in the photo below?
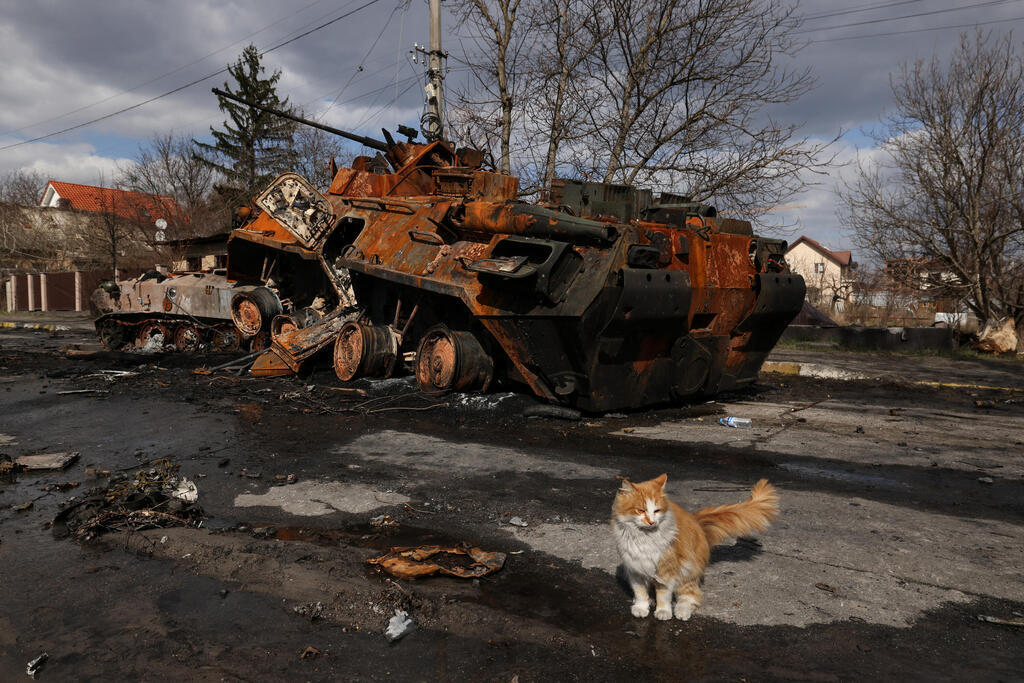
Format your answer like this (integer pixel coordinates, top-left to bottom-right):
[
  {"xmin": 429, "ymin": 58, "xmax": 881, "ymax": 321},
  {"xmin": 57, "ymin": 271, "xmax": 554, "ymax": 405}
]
[
  {"xmin": 94, "ymin": 0, "xmax": 804, "ymax": 408},
  {"xmin": 210, "ymin": 92, "xmax": 804, "ymax": 409},
  {"xmin": 92, "ymin": 270, "xmax": 252, "ymax": 352}
]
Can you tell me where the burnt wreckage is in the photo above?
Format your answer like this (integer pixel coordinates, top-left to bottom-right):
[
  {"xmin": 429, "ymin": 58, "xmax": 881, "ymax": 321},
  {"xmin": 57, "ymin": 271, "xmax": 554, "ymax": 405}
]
[
  {"xmin": 194, "ymin": 98, "xmax": 805, "ymax": 410},
  {"xmin": 93, "ymin": 97, "xmax": 804, "ymax": 410}
]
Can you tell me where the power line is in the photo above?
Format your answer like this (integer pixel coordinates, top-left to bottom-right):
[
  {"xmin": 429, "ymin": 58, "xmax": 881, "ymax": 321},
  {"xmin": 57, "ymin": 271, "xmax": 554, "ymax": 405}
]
[
  {"xmin": 809, "ymin": 12, "xmax": 1024, "ymax": 42},
  {"xmin": 0, "ymin": 0, "xmax": 386, "ymax": 154},
  {"xmin": 795, "ymin": 0, "xmax": 1023, "ymax": 34},
  {"xmin": 319, "ymin": 1, "xmax": 404, "ymax": 120},
  {"xmin": 803, "ymin": 0, "xmax": 924, "ymax": 22},
  {"xmin": 0, "ymin": 0, "xmax": 343, "ymax": 141}
]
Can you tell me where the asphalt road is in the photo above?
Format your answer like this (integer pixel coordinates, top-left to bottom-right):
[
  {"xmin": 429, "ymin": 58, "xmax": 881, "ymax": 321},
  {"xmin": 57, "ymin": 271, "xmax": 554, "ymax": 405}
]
[{"xmin": 1, "ymin": 327, "xmax": 1022, "ymax": 681}]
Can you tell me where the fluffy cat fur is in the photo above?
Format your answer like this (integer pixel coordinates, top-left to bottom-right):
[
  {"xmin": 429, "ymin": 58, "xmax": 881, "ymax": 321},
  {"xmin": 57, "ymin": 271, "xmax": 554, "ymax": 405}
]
[{"xmin": 611, "ymin": 474, "xmax": 779, "ymax": 621}]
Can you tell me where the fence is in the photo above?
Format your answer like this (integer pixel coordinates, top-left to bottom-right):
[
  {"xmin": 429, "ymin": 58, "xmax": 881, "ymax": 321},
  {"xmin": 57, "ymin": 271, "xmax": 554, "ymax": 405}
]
[{"xmin": 3, "ymin": 270, "xmax": 131, "ymax": 312}]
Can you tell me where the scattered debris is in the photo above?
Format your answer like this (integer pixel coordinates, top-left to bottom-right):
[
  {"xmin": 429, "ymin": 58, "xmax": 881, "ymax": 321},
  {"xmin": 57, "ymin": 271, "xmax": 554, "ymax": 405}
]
[
  {"xmin": 56, "ymin": 389, "xmax": 109, "ymax": 396},
  {"xmin": 370, "ymin": 514, "xmax": 398, "ymax": 529},
  {"xmin": 508, "ymin": 516, "xmax": 528, "ymax": 528},
  {"xmin": 42, "ymin": 482, "xmax": 79, "ymax": 492},
  {"xmin": 814, "ymin": 582, "xmax": 836, "ymax": 593},
  {"xmin": 855, "ymin": 425, "xmax": 865, "ymax": 434},
  {"xmin": 26, "ymin": 653, "xmax": 48, "ymax": 678},
  {"xmin": 978, "ymin": 477, "xmax": 994, "ymax": 485},
  {"xmin": 719, "ymin": 416, "xmax": 753, "ymax": 429},
  {"xmin": 52, "ymin": 459, "xmax": 203, "ymax": 542},
  {"xmin": 300, "ymin": 646, "xmax": 322, "ymax": 659},
  {"xmin": 293, "ymin": 602, "xmax": 324, "ymax": 621},
  {"xmin": 167, "ymin": 478, "xmax": 199, "ymax": 503},
  {"xmin": 385, "ymin": 610, "xmax": 414, "ymax": 642},
  {"xmin": 369, "ymin": 545, "xmax": 507, "ymax": 580},
  {"xmin": 15, "ymin": 452, "xmax": 79, "ymax": 471},
  {"xmin": 977, "ymin": 615, "xmax": 1024, "ymax": 628},
  {"xmin": 12, "ymin": 501, "xmax": 33, "ymax": 512}
]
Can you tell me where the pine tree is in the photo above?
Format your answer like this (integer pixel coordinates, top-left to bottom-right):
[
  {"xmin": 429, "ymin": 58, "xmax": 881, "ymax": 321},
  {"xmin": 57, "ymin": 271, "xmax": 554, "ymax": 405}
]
[{"xmin": 194, "ymin": 45, "xmax": 296, "ymax": 204}]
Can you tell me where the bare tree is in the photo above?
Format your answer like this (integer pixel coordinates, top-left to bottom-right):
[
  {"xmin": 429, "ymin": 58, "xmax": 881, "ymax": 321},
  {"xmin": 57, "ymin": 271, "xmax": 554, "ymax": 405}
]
[
  {"xmin": 840, "ymin": 31, "xmax": 1024, "ymax": 339},
  {"xmin": 0, "ymin": 170, "xmax": 62, "ymax": 272},
  {"xmin": 0, "ymin": 169, "xmax": 47, "ymax": 205},
  {"xmin": 451, "ymin": 0, "xmax": 531, "ymax": 175},
  {"xmin": 576, "ymin": 0, "xmax": 828, "ymax": 208},
  {"xmin": 523, "ymin": 0, "xmax": 608, "ymax": 195},
  {"xmin": 453, "ymin": 0, "xmax": 832, "ymax": 215},
  {"xmin": 76, "ymin": 176, "xmax": 147, "ymax": 275},
  {"xmin": 287, "ymin": 118, "xmax": 354, "ymax": 192},
  {"xmin": 118, "ymin": 134, "xmax": 219, "ymax": 238}
]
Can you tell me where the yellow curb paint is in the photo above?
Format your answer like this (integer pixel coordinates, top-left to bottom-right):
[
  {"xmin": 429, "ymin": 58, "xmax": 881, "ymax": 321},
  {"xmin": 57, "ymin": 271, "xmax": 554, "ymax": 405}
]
[
  {"xmin": 760, "ymin": 361, "xmax": 801, "ymax": 375},
  {"xmin": 0, "ymin": 322, "xmax": 15, "ymax": 329}
]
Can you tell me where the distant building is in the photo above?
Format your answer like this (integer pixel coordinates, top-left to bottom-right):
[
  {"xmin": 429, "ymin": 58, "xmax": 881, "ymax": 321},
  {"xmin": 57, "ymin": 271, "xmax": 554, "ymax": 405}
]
[
  {"xmin": 163, "ymin": 233, "xmax": 230, "ymax": 272},
  {"xmin": 41, "ymin": 180, "xmax": 176, "ymax": 219},
  {"xmin": 785, "ymin": 236, "xmax": 857, "ymax": 309}
]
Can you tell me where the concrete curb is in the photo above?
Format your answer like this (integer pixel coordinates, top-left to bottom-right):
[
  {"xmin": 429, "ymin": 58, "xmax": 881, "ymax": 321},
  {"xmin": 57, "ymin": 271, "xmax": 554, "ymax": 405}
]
[
  {"xmin": 761, "ymin": 360, "xmax": 870, "ymax": 381},
  {"xmin": 761, "ymin": 360, "xmax": 1022, "ymax": 393},
  {"xmin": 0, "ymin": 321, "xmax": 70, "ymax": 332}
]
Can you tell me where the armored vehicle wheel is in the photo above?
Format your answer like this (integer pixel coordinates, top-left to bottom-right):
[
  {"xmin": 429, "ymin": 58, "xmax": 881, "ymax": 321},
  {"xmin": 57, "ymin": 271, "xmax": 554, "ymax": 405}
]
[
  {"xmin": 415, "ymin": 326, "xmax": 493, "ymax": 394},
  {"xmin": 248, "ymin": 333, "xmax": 270, "ymax": 352},
  {"xmin": 136, "ymin": 322, "xmax": 169, "ymax": 350},
  {"xmin": 97, "ymin": 320, "xmax": 127, "ymax": 351},
  {"xmin": 210, "ymin": 324, "xmax": 241, "ymax": 351},
  {"xmin": 230, "ymin": 288, "xmax": 281, "ymax": 337},
  {"xmin": 333, "ymin": 322, "xmax": 400, "ymax": 381},
  {"xmin": 173, "ymin": 323, "xmax": 203, "ymax": 352},
  {"xmin": 270, "ymin": 314, "xmax": 300, "ymax": 339}
]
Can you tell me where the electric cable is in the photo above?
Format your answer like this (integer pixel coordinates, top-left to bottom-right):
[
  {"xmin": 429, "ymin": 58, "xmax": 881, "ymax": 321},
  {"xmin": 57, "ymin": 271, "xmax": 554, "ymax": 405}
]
[
  {"xmin": 0, "ymin": 0, "xmax": 342, "ymax": 140},
  {"xmin": 0, "ymin": 0, "xmax": 386, "ymax": 154},
  {"xmin": 795, "ymin": 0, "xmax": 1023, "ymax": 34},
  {"xmin": 809, "ymin": 12, "xmax": 1024, "ymax": 42}
]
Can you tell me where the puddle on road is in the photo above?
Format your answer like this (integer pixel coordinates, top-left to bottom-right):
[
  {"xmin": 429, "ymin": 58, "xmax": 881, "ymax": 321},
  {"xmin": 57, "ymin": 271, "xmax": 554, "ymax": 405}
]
[{"xmin": 269, "ymin": 522, "xmax": 453, "ymax": 552}]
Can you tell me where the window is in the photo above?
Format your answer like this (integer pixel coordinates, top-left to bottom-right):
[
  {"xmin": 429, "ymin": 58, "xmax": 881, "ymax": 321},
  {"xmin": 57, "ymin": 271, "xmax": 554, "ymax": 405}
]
[{"xmin": 814, "ymin": 262, "xmax": 825, "ymax": 273}]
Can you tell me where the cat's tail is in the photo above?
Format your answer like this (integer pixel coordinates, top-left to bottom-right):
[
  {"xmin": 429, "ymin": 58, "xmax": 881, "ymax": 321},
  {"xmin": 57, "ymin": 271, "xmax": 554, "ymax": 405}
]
[{"xmin": 694, "ymin": 479, "xmax": 779, "ymax": 546}]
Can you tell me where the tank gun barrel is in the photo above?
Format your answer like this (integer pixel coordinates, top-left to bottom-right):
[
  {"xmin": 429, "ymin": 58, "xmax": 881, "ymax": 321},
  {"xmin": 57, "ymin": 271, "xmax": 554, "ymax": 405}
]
[{"xmin": 211, "ymin": 88, "xmax": 390, "ymax": 152}]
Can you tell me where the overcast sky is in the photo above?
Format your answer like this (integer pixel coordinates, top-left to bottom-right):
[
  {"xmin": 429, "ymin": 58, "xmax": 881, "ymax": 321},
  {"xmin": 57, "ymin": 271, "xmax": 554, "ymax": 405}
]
[{"xmin": 2, "ymin": 0, "xmax": 1024, "ymax": 258}]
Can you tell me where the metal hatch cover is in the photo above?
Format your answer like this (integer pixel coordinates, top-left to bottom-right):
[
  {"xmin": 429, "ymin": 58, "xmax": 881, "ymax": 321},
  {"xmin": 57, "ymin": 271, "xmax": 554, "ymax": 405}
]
[{"xmin": 255, "ymin": 173, "xmax": 337, "ymax": 250}]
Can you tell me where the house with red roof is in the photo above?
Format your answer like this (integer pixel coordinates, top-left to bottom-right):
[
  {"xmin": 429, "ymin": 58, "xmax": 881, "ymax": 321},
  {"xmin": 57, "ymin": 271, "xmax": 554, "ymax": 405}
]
[
  {"xmin": 39, "ymin": 180, "xmax": 184, "ymax": 236},
  {"xmin": 785, "ymin": 235, "xmax": 857, "ymax": 307}
]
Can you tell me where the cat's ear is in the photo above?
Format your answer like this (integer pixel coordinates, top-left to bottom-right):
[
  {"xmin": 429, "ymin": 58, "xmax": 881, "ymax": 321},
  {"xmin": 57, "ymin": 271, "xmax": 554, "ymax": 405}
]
[
  {"xmin": 653, "ymin": 473, "xmax": 668, "ymax": 489},
  {"xmin": 618, "ymin": 478, "xmax": 634, "ymax": 493}
]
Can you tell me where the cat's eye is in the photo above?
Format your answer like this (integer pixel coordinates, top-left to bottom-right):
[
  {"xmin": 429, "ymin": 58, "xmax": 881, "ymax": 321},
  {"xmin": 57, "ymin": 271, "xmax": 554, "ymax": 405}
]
[{"xmin": 654, "ymin": 509, "xmax": 662, "ymax": 513}]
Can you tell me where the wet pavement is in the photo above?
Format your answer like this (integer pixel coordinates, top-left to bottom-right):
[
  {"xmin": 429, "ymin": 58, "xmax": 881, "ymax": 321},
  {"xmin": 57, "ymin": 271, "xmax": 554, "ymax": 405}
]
[{"xmin": 1, "ymin": 327, "xmax": 1022, "ymax": 681}]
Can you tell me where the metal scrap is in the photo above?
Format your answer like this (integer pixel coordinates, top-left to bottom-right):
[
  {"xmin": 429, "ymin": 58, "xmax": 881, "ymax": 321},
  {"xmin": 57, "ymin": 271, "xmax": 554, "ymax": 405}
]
[
  {"xmin": 52, "ymin": 458, "xmax": 203, "ymax": 542},
  {"xmin": 368, "ymin": 544, "xmax": 506, "ymax": 580}
]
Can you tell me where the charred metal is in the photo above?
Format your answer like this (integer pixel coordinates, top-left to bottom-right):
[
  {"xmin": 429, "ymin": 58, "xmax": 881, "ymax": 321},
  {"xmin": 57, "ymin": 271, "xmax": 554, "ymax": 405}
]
[{"xmin": 93, "ymin": 111, "xmax": 805, "ymax": 411}]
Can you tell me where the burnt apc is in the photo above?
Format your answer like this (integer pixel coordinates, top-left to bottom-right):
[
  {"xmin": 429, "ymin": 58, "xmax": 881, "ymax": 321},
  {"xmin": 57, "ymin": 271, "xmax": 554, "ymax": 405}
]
[{"xmin": 221, "ymin": 104, "xmax": 805, "ymax": 411}]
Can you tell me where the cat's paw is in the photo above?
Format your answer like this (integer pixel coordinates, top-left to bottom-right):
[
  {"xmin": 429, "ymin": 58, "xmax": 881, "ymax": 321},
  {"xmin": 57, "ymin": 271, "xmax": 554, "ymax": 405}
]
[
  {"xmin": 630, "ymin": 602, "xmax": 650, "ymax": 618},
  {"xmin": 674, "ymin": 601, "xmax": 694, "ymax": 621},
  {"xmin": 654, "ymin": 607, "xmax": 672, "ymax": 621}
]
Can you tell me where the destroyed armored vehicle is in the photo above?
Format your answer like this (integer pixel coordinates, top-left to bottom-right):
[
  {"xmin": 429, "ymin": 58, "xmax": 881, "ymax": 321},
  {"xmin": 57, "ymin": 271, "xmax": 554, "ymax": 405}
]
[
  {"xmin": 218, "ymin": 103, "xmax": 805, "ymax": 411},
  {"xmin": 91, "ymin": 269, "xmax": 293, "ymax": 352}
]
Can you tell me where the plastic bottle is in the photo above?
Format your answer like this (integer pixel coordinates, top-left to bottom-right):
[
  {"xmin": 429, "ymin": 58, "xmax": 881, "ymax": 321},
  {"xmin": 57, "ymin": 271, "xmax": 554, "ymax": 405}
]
[{"xmin": 719, "ymin": 416, "xmax": 752, "ymax": 429}]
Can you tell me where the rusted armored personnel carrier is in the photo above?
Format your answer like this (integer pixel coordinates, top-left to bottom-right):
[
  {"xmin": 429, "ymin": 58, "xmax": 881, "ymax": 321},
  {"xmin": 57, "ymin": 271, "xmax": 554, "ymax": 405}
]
[
  {"xmin": 219, "ymin": 101, "xmax": 805, "ymax": 411},
  {"xmin": 91, "ymin": 269, "xmax": 295, "ymax": 352}
]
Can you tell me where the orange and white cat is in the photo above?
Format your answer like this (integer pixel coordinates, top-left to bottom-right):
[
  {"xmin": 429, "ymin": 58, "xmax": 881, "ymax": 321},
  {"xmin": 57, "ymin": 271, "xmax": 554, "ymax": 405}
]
[{"xmin": 611, "ymin": 474, "xmax": 779, "ymax": 621}]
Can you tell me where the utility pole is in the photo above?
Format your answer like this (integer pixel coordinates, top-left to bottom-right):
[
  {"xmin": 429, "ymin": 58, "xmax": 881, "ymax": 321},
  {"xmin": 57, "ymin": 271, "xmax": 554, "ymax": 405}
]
[{"xmin": 417, "ymin": 0, "xmax": 447, "ymax": 141}]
